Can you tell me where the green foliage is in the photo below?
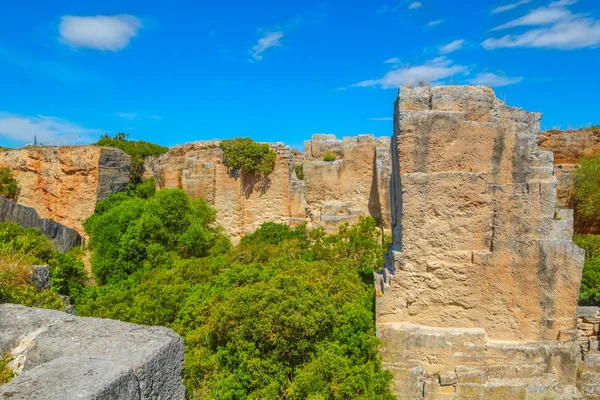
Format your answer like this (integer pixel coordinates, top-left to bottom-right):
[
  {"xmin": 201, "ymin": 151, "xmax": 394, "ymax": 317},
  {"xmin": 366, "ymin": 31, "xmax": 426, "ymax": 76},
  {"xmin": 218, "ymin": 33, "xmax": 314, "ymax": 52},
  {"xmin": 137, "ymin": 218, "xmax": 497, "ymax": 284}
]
[
  {"xmin": 0, "ymin": 168, "xmax": 19, "ymax": 199},
  {"xmin": 575, "ymin": 234, "xmax": 600, "ymax": 305},
  {"xmin": 295, "ymin": 164, "xmax": 304, "ymax": 180},
  {"xmin": 95, "ymin": 133, "xmax": 168, "ymax": 183},
  {"xmin": 220, "ymin": 138, "xmax": 277, "ymax": 176},
  {"xmin": 84, "ymin": 187, "xmax": 229, "ymax": 285},
  {"xmin": 0, "ymin": 222, "xmax": 82, "ymax": 309},
  {"xmin": 76, "ymin": 216, "xmax": 392, "ymax": 398},
  {"xmin": 0, "ymin": 353, "xmax": 15, "ymax": 385},
  {"xmin": 323, "ymin": 152, "xmax": 336, "ymax": 162},
  {"xmin": 574, "ymin": 153, "xmax": 600, "ymax": 227}
]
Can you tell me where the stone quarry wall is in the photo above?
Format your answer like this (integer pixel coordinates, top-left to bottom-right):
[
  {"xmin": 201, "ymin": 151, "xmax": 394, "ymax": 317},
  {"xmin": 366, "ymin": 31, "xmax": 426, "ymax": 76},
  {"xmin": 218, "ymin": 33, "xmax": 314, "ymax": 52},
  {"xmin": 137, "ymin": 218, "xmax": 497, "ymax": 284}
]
[
  {"xmin": 0, "ymin": 304, "xmax": 185, "ymax": 400},
  {"xmin": 376, "ymin": 86, "xmax": 585, "ymax": 399},
  {"xmin": 303, "ymin": 134, "xmax": 392, "ymax": 232},
  {"xmin": 153, "ymin": 137, "xmax": 391, "ymax": 242},
  {"xmin": 538, "ymin": 128, "xmax": 600, "ymax": 209},
  {"xmin": 0, "ymin": 146, "xmax": 131, "ymax": 236},
  {"xmin": 0, "ymin": 197, "xmax": 81, "ymax": 252}
]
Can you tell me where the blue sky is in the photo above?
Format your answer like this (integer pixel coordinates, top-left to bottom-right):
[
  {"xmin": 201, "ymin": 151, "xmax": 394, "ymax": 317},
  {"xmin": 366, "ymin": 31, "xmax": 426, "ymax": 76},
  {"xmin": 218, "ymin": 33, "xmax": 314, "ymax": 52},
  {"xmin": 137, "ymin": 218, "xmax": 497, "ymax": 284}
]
[{"xmin": 0, "ymin": 0, "xmax": 599, "ymax": 151}]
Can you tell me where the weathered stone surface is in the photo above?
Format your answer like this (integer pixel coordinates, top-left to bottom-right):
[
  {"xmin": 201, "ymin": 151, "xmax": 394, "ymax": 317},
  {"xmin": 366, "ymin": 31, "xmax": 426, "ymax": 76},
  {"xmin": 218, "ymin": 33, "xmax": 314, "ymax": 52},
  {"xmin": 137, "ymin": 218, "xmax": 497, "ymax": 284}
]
[
  {"xmin": 303, "ymin": 134, "xmax": 392, "ymax": 232},
  {"xmin": 0, "ymin": 304, "xmax": 185, "ymax": 400},
  {"xmin": 0, "ymin": 147, "xmax": 131, "ymax": 236},
  {"xmin": 0, "ymin": 197, "xmax": 82, "ymax": 252},
  {"xmin": 153, "ymin": 137, "xmax": 392, "ymax": 241},
  {"xmin": 377, "ymin": 86, "xmax": 585, "ymax": 398},
  {"xmin": 29, "ymin": 265, "xmax": 50, "ymax": 291}
]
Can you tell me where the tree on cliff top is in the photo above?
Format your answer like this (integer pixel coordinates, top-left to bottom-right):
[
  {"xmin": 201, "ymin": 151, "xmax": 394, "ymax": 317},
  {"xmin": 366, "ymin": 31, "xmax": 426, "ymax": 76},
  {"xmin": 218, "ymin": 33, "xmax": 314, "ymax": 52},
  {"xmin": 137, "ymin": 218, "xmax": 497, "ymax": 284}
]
[
  {"xmin": 95, "ymin": 133, "xmax": 168, "ymax": 183},
  {"xmin": 219, "ymin": 138, "xmax": 277, "ymax": 176}
]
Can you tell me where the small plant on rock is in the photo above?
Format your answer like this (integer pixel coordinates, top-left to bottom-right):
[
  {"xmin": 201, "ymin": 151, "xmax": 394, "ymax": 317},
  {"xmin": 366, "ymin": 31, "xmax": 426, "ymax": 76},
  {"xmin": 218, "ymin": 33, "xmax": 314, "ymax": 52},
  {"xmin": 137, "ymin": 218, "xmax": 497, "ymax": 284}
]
[
  {"xmin": 294, "ymin": 164, "xmax": 304, "ymax": 180},
  {"xmin": 323, "ymin": 152, "xmax": 336, "ymax": 162}
]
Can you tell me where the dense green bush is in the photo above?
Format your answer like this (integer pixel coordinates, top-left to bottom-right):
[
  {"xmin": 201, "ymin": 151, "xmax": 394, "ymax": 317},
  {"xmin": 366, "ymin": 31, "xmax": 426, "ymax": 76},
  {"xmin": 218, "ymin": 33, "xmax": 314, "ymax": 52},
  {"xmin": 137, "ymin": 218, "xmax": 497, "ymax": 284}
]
[
  {"xmin": 95, "ymin": 133, "xmax": 168, "ymax": 183},
  {"xmin": 0, "ymin": 168, "xmax": 19, "ymax": 199},
  {"xmin": 76, "ymin": 187, "xmax": 392, "ymax": 399},
  {"xmin": 0, "ymin": 222, "xmax": 84, "ymax": 309},
  {"xmin": 84, "ymin": 187, "xmax": 230, "ymax": 285},
  {"xmin": 575, "ymin": 234, "xmax": 600, "ymax": 305},
  {"xmin": 294, "ymin": 164, "xmax": 304, "ymax": 180},
  {"xmin": 574, "ymin": 153, "xmax": 600, "ymax": 228},
  {"xmin": 220, "ymin": 138, "xmax": 277, "ymax": 176},
  {"xmin": 323, "ymin": 152, "xmax": 336, "ymax": 162}
]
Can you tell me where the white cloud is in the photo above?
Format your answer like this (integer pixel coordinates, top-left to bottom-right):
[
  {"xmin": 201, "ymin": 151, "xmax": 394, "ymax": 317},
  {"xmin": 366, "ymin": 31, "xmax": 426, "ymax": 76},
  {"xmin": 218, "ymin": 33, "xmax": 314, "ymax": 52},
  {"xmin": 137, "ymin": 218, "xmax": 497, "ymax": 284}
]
[
  {"xmin": 428, "ymin": 19, "xmax": 444, "ymax": 27},
  {"xmin": 115, "ymin": 112, "xmax": 138, "ymax": 120},
  {"xmin": 0, "ymin": 114, "xmax": 101, "ymax": 144},
  {"xmin": 439, "ymin": 39, "xmax": 465, "ymax": 54},
  {"xmin": 250, "ymin": 31, "xmax": 284, "ymax": 61},
  {"xmin": 484, "ymin": 0, "xmax": 600, "ymax": 50},
  {"xmin": 492, "ymin": 0, "xmax": 532, "ymax": 14},
  {"xmin": 368, "ymin": 117, "xmax": 394, "ymax": 121},
  {"xmin": 59, "ymin": 15, "xmax": 142, "ymax": 52},
  {"xmin": 469, "ymin": 72, "xmax": 523, "ymax": 87},
  {"xmin": 409, "ymin": 2, "xmax": 423, "ymax": 9},
  {"xmin": 352, "ymin": 57, "xmax": 469, "ymax": 89},
  {"xmin": 384, "ymin": 57, "xmax": 400, "ymax": 64}
]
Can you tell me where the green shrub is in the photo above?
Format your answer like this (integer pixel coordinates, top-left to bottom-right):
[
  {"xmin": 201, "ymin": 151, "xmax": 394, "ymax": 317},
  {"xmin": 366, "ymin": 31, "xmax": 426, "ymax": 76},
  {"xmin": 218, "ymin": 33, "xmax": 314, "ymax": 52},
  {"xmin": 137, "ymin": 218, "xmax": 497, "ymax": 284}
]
[
  {"xmin": 294, "ymin": 164, "xmax": 304, "ymax": 180},
  {"xmin": 219, "ymin": 138, "xmax": 277, "ymax": 176},
  {"xmin": 95, "ymin": 133, "xmax": 168, "ymax": 183},
  {"xmin": 0, "ymin": 353, "xmax": 15, "ymax": 385},
  {"xmin": 0, "ymin": 168, "xmax": 19, "ymax": 199},
  {"xmin": 84, "ymin": 187, "xmax": 229, "ymax": 285},
  {"xmin": 76, "ymin": 217, "xmax": 393, "ymax": 398},
  {"xmin": 323, "ymin": 152, "xmax": 336, "ymax": 162},
  {"xmin": 0, "ymin": 222, "xmax": 82, "ymax": 308},
  {"xmin": 574, "ymin": 153, "xmax": 600, "ymax": 227},
  {"xmin": 575, "ymin": 234, "xmax": 600, "ymax": 305}
]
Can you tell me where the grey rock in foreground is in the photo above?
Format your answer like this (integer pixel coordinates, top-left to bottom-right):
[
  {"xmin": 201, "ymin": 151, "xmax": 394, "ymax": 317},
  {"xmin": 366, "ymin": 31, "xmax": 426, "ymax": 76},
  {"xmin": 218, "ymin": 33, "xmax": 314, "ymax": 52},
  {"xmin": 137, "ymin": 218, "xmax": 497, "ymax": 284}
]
[{"xmin": 0, "ymin": 304, "xmax": 185, "ymax": 400}]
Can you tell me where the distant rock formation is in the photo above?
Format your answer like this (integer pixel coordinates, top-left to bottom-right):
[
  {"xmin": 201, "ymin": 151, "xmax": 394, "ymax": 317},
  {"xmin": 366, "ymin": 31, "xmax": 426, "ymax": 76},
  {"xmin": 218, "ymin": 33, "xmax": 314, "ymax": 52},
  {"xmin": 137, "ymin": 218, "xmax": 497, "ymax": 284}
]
[
  {"xmin": 152, "ymin": 137, "xmax": 391, "ymax": 242},
  {"xmin": 0, "ymin": 146, "xmax": 131, "ymax": 236},
  {"xmin": 0, "ymin": 304, "xmax": 185, "ymax": 400},
  {"xmin": 0, "ymin": 197, "xmax": 81, "ymax": 252},
  {"xmin": 376, "ymin": 86, "xmax": 585, "ymax": 398}
]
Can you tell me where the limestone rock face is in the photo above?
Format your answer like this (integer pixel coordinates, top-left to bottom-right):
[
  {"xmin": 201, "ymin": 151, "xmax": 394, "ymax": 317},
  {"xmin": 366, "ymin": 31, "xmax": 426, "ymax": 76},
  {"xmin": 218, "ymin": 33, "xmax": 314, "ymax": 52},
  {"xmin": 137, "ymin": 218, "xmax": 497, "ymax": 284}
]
[
  {"xmin": 303, "ymin": 134, "xmax": 392, "ymax": 232},
  {"xmin": 377, "ymin": 86, "xmax": 585, "ymax": 398},
  {"xmin": 153, "ymin": 137, "xmax": 392, "ymax": 242},
  {"xmin": 0, "ymin": 304, "xmax": 185, "ymax": 400},
  {"xmin": 154, "ymin": 141, "xmax": 294, "ymax": 243},
  {"xmin": 0, "ymin": 147, "xmax": 130, "ymax": 236},
  {"xmin": 0, "ymin": 197, "xmax": 82, "ymax": 252}
]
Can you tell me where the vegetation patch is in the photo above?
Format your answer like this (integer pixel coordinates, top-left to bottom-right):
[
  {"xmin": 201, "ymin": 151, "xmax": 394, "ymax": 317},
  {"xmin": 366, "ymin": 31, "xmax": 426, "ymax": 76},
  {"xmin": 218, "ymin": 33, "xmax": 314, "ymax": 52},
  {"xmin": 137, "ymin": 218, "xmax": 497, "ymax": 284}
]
[
  {"xmin": 219, "ymin": 138, "xmax": 277, "ymax": 176},
  {"xmin": 294, "ymin": 164, "xmax": 304, "ymax": 180},
  {"xmin": 0, "ymin": 222, "xmax": 85, "ymax": 309},
  {"xmin": 0, "ymin": 168, "xmax": 19, "ymax": 200},
  {"xmin": 0, "ymin": 353, "xmax": 15, "ymax": 385},
  {"xmin": 323, "ymin": 152, "xmax": 336, "ymax": 162},
  {"xmin": 95, "ymin": 133, "xmax": 168, "ymax": 184},
  {"xmin": 72, "ymin": 185, "xmax": 393, "ymax": 398}
]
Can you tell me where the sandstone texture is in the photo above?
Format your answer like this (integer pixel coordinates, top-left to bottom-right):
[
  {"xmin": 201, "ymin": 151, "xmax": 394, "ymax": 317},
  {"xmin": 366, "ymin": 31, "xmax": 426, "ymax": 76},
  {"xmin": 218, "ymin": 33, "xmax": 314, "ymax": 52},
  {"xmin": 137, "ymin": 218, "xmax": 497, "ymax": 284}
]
[
  {"xmin": 376, "ymin": 86, "xmax": 585, "ymax": 398},
  {"xmin": 576, "ymin": 306, "xmax": 600, "ymax": 399},
  {"xmin": 0, "ymin": 196, "xmax": 82, "ymax": 252},
  {"xmin": 303, "ymin": 134, "xmax": 392, "ymax": 232},
  {"xmin": 0, "ymin": 146, "xmax": 131, "ymax": 236},
  {"xmin": 152, "ymin": 137, "xmax": 391, "ymax": 241},
  {"xmin": 0, "ymin": 304, "xmax": 185, "ymax": 400}
]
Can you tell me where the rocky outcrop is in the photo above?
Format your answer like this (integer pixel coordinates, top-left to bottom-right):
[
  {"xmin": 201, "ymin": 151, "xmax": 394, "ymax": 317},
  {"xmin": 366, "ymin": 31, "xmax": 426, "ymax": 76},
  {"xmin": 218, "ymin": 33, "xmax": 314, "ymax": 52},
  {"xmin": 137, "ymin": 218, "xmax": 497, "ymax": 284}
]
[
  {"xmin": 303, "ymin": 134, "xmax": 392, "ymax": 231},
  {"xmin": 376, "ymin": 86, "xmax": 585, "ymax": 398},
  {"xmin": 0, "ymin": 304, "xmax": 185, "ymax": 400},
  {"xmin": 0, "ymin": 197, "xmax": 81, "ymax": 252},
  {"xmin": 153, "ymin": 137, "xmax": 391, "ymax": 242},
  {"xmin": 0, "ymin": 146, "xmax": 131, "ymax": 236}
]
